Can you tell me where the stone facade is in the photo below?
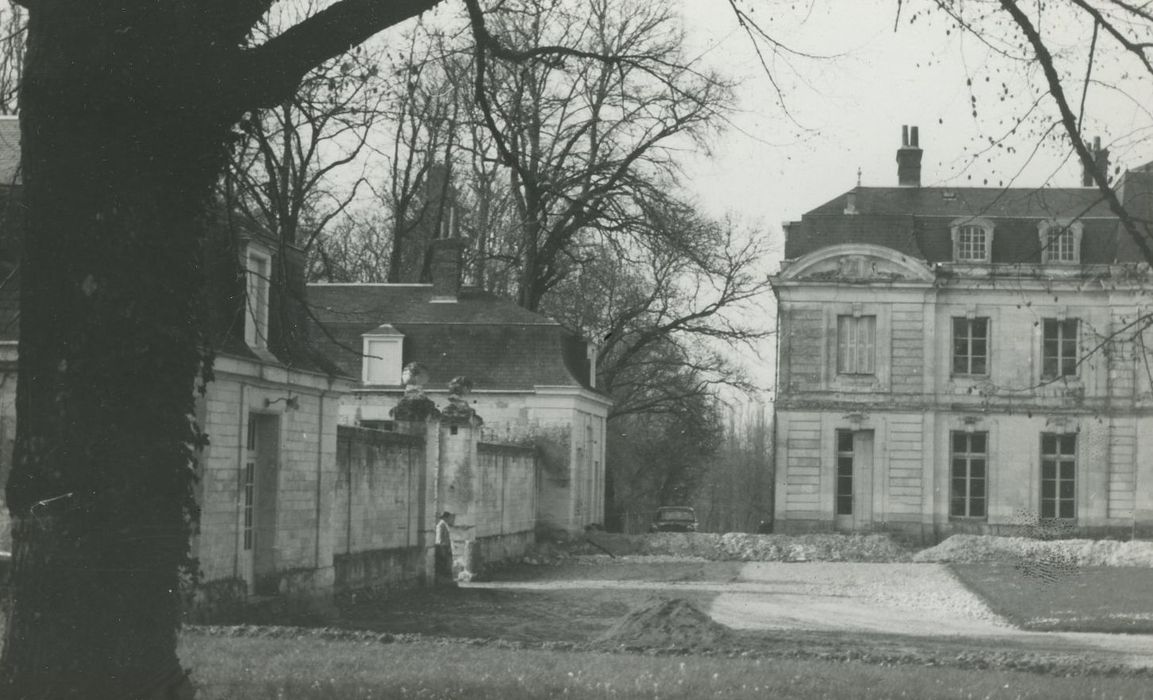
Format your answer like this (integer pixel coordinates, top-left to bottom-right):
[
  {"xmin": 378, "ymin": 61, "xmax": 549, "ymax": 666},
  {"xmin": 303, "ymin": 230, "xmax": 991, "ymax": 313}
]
[
  {"xmin": 773, "ymin": 128, "xmax": 1153, "ymax": 541},
  {"xmin": 192, "ymin": 355, "xmax": 348, "ymax": 596}
]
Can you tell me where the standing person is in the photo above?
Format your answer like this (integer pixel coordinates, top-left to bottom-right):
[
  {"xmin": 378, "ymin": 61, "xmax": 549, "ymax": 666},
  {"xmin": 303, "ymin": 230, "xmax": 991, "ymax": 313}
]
[{"xmin": 435, "ymin": 511, "xmax": 455, "ymax": 584}]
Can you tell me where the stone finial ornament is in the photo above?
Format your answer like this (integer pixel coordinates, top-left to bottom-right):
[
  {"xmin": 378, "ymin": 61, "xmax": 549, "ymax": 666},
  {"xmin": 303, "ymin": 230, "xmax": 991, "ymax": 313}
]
[
  {"xmin": 443, "ymin": 375, "xmax": 481, "ymax": 424},
  {"xmin": 391, "ymin": 362, "xmax": 440, "ymax": 421}
]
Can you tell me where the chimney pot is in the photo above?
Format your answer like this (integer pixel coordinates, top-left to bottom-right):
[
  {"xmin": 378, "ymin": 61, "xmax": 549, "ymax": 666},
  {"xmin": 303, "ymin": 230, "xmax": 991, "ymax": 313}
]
[
  {"xmin": 1083, "ymin": 136, "xmax": 1109, "ymax": 187},
  {"xmin": 430, "ymin": 238, "xmax": 466, "ymax": 302},
  {"xmin": 896, "ymin": 125, "xmax": 923, "ymax": 187}
]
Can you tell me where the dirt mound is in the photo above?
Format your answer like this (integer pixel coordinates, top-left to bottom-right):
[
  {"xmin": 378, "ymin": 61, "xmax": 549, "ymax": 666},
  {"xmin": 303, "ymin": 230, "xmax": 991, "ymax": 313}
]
[
  {"xmin": 914, "ymin": 534, "xmax": 1153, "ymax": 567},
  {"xmin": 596, "ymin": 597, "xmax": 733, "ymax": 651}
]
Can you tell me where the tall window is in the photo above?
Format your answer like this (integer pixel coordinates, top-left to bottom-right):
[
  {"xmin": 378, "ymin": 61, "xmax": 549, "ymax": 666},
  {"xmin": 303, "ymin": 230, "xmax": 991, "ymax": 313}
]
[
  {"xmin": 950, "ymin": 432, "xmax": 987, "ymax": 518},
  {"xmin": 956, "ymin": 225, "xmax": 989, "ymax": 262},
  {"xmin": 1043, "ymin": 226, "xmax": 1077, "ymax": 263},
  {"xmin": 1040, "ymin": 433, "xmax": 1076, "ymax": 519},
  {"xmin": 835, "ymin": 431, "xmax": 854, "ymax": 516},
  {"xmin": 836, "ymin": 315, "xmax": 876, "ymax": 375},
  {"xmin": 1042, "ymin": 318, "xmax": 1078, "ymax": 379},
  {"xmin": 952, "ymin": 317, "xmax": 989, "ymax": 376},
  {"xmin": 245, "ymin": 248, "xmax": 271, "ymax": 349},
  {"xmin": 951, "ymin": 219, "xmax": 993, "ymax": 262},
  {"xmin": 1039, "ymin": 221, "xmax": 1082, "ymax": 264}
]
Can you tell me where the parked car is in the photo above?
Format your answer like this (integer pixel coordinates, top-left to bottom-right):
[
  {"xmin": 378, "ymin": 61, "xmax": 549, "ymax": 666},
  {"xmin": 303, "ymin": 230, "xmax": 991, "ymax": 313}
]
[{"xmin": 650, "ymin": 506, "xmax": 698, "ymax": 533}]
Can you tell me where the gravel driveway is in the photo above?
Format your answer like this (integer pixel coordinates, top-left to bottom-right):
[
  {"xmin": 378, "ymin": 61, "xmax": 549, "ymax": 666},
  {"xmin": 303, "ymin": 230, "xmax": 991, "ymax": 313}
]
[
  {"xmin": 709, "ymin": 562, "xmax": 1007, "ymax": 635},
  {"xmin": 466, "ymin": 559, "xmax": 1153, "ymax": 668}
]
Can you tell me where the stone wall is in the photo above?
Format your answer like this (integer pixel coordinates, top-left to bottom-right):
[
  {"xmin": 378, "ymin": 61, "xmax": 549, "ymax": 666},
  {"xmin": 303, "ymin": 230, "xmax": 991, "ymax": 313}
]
[{"xmin": 332, "ymin": 425, "xmax": 429, "ymax": 591}]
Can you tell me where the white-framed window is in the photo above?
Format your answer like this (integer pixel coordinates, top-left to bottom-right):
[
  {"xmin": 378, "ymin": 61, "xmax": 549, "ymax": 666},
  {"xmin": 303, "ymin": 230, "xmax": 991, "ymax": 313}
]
[
  {"xmin": 835, "ymin": 430, "xmax": 854, "ymax": 516},
  {"xmin": 1038, "ymin": 220, "xmax": 1083, "ymax": 264},
  {"xmin": 952, "ymin": 317, "xmax": 990, "ymax": 376},
  {"xmin": 836, "ymin": 315, "xmax": 876, "ymax": 375},
  {"xmin": 245, "ymin": 246, "xmax": 271, "ymax": 349},
  {"xmin": 1042, "ymin": 318, "xmax": 1078, "ymax": 379},
  {"xmin": 950, "ymin": 218, "xmax": 994, "ymax": 262},
  {"xmin": 950, "ymin": 431, "xmax": 987, "ymax": 519},
  {"xmin": 362, "ymin": 326, "xmax": 404, "ymax": 385},
  {"xmin": 956, "ymin": 225, "xmax": 988, "ymax": 261},
  {"xmin": 1040, "ymin": 432, "xmax": 1076, "ymax": 520}
]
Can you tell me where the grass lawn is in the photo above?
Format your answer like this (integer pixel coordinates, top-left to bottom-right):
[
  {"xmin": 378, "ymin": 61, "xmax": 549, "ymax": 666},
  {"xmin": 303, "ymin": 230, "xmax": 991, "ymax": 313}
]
[
  {"xmin": 950, "ymin": 563, "xmax": 1153, "ymax": 633},
  {"xmin": 180, "ymin": 633, "xmax": 1153, "ymax": 700}
]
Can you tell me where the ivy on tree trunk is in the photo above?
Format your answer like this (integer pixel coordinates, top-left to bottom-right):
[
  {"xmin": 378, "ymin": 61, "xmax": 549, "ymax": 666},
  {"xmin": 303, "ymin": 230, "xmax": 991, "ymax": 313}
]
[{"xmin": 0, "ymin": 1, "xmax": 441, "ymax": 697}]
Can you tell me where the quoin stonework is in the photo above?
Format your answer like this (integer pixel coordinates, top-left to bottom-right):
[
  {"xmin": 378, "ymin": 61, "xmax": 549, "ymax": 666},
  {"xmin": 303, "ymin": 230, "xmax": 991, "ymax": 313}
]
[{"xmin": 773, "ymin": 125, "xmax": 1153, "ymax": 540}]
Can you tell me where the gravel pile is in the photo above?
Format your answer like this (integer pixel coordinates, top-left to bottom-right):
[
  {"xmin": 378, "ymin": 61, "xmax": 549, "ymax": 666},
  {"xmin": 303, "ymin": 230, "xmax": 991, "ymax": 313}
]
[
  {"xmin": 570, "ymin": 532, "xmax": 910, "ymax": 562},
  {"xmin": 595, "ymin": 597, "xmax": 733, "ymax": 650},
  {"xmin": 914, "ymin": 535, "xmax": 1153, "ymax": 566}
]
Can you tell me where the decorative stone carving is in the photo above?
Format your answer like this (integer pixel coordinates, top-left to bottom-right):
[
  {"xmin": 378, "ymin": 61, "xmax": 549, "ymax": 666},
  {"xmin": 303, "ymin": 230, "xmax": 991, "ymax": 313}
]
[{"xmin": 780, "ymin": 244, "xmax": 935, "ymax": 284}]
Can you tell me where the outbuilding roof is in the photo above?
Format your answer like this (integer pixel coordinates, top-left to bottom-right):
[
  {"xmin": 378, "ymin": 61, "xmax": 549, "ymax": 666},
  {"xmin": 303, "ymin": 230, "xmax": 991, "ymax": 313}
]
[{"xmin": 307, "ymin": 283, "xmax": 596, "ymax": 392}]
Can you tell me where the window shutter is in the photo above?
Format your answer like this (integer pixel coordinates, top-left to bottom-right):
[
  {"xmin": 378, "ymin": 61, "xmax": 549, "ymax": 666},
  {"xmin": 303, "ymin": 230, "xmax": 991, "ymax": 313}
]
[
  {"xmin": 862, "ymin": 316, "xmax": 876, "ymax": 373},
  {"xmin": 837, "ymin": 316, "xmax": 850, "ymax": 373}
]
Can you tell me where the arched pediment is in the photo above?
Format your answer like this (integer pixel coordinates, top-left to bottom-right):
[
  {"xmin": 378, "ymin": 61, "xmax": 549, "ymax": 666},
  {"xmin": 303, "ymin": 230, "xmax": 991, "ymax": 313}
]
[{"xmin": 779, "ymin": 244, "xmax": 935, "ymax": 283}]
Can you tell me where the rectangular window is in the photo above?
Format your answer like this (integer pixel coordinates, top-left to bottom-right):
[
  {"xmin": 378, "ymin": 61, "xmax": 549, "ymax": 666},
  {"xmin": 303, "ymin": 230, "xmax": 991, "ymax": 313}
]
[
  {"xmin": 956, "ymin": 225, "xmax": 988, "ymax": 261},
  {"xmin": 1044, "ymin": 227, "xmax": 1077, "ymax": 263},
  {"xmin": 952, "ymin": 317, "xmax": 989, "ymax": 376},
  {"xmin": 950, "ymin": 431, "xmax": 987, "ymax": 518},
  {"xmin": 836, "ymin": 315, "xmax": 876, "ymax": 375},
  {"xmin": 1040, "ymin": 433, "xmax": 1076, "ymax": 519},
  {"xmin": 1042, "ymin": 318, "xmax": 1078, "ymax": 379},
  {"xmin": 835, "ymin": 430, "xmax": 854, "ymax": 516},
  {"xmin": 245, "ymin": 249, "xmax": 271, "ymax": 349}
]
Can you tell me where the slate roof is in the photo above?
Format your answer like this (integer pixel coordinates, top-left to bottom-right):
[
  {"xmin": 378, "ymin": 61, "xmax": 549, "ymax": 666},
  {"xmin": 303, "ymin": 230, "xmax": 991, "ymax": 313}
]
[
  {"xmin": 307, "ymin": 283, "xmax": 595, "ymax": 392},
  {"xmin": 807, "ymin": 186, "xmax": 1114, "ymax": 220},
  {"xmin": 786, "ymin": 186, "xmax": 1133, "ymax": 264}
]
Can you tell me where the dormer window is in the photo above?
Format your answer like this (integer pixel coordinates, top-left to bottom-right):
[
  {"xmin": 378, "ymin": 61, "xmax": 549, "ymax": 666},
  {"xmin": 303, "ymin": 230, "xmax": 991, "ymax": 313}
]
[
  {"xmin": 362, "ymin": 325, "xmax": 404, "ymax": 385},
  {"xmin": 950, "ymin": 218, "xmax": 994, "ymax": 262},
  {"xmin": 244, "ymin": 244, "xmax": 271, "ymax": 349},
  {"xmin": 1039, "ymin": 220, "xmax": 1082, "ymax": 264}
]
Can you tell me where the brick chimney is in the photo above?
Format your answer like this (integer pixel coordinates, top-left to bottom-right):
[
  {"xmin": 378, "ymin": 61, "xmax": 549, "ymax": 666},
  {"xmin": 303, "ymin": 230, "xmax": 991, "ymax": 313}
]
[
  {"xmin": 1082, "ymin": 136, "xmax": 1110, "ymax": 187},
  {"xmin": 896, "ymin": 125, "xmax": 922, "ymax": 187},
  {"xmin": 430, "ymin": 237, "xmax": 465, "ymax": 302}
]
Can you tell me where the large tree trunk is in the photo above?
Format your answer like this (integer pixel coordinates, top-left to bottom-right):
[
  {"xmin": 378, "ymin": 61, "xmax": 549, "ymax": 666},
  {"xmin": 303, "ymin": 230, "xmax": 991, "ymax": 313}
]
[
  {"xmin": 0, "ymin": 8, "xmax": 232, "ymax": 698},
  {"xmin": 0, "ymin": 1, "xmax": 441, "ymax": 696}
]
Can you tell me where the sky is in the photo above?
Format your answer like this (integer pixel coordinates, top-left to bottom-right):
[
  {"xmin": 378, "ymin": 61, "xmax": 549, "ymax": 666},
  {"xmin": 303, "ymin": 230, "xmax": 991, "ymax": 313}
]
[
  {"xmin": 676, "ymin": 0, "xmax": 1153, "ymax": 255},
  {"xmin": 668, "ymin": 0, "xmax": 1153, "ymax": 394}
]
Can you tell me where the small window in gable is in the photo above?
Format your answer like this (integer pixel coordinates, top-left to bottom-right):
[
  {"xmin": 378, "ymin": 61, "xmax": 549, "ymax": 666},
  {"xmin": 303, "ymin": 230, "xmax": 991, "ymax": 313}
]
[
  {"xmin": 244, "ymin": 246, "xmax": 271, "ymax": 349},
  {"xmin": 362, "ymin": 326, "xmax": 404, "ymax": 385},
  {"xmin": 950, "ymin": 219, "xmax": 993, "ymax": 262},
  {"xmin": 1038, "ymin": 220, "xmax": 1083, "ymax": 264}
]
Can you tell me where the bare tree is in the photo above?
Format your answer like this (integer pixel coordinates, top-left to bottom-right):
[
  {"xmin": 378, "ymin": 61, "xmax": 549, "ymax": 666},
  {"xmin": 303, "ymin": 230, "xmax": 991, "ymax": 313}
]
[
  {"xmin": 0, "ymin": 6, "xmax": 23, "ymax": 115},
  {"xmin": 471, "ymin": 0, "xmax": 735, "ymax": 310},
  {"xmin": 544, "ymin": 199, "xmax": 772, "ymax": 419},
  {"xmin": 226, "ymin": 2, "xmax": 388, "ymax": 256}
]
